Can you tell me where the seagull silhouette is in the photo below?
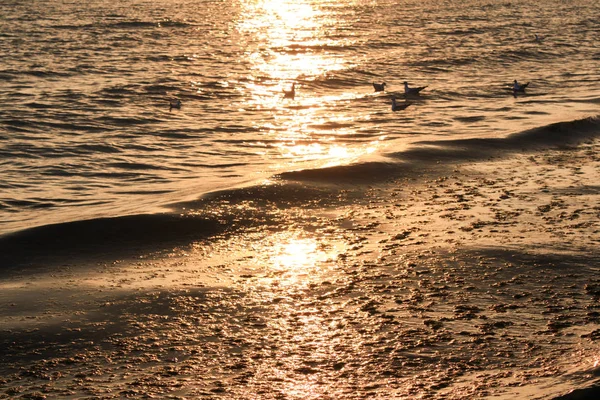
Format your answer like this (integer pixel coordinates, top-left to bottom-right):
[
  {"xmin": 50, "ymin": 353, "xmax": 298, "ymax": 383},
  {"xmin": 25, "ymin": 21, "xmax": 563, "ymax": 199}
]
[
  {"xmin": 373, "ymin": 82, "xmax": 386, "ymax": 92},
  {"xmin": 404, "ymin": 81, "xmax": 427, "ymax": 96},
  {"xmin": 512, "ymin": 80, "xmax": 530, "ymax": 97},
  {"xmin": 512, "ymin": 80, "xmax": 529, "ymax": 92}
]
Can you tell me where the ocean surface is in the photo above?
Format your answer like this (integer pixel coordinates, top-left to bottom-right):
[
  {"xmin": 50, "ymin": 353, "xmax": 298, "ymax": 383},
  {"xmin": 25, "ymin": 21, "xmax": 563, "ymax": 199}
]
[
  {"xmin": 1, "ymin": 0, "xmax": 600, "ymax": 399},
  {"xmin": 1, "ymin": 0, "xmax": 598, "ymax": 235}
]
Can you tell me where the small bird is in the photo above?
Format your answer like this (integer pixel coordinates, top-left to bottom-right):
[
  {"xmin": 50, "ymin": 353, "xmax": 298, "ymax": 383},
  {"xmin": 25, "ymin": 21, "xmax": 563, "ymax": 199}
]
[
  {"xmin": 534, "ymin": 34, "xmax": 546, "ymax": 42},
  {"xmin": 512, "ymin": 80, "xmax": 530, "ymax": 97},
  {"xmin": 373, "ymin": 82, "xmax": 386, "ymax": 92},
  {"xmin": 512, "ymin": 80, "xmax": 529, "ymax": 92},
  {"xmin": 169, "ymin": 99, "xmax": 181, "ymax": 111},
  {"xmin": 404, "ymin": 81, "xmax": 427, "ymax": 96},
  {"xmin": 391, "ymin": 96, "xmax": 411, "ymax": 112},
  {"xmin": 283, "ymin": 83, "xmax": 296, "ymax": 99}
]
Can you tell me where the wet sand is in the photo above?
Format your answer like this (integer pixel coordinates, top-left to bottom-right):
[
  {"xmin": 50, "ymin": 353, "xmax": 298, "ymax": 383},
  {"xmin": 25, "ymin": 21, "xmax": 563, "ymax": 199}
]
[{"xmin": 1, "ymin": 139, "xmax": 600, "ymax": 399}]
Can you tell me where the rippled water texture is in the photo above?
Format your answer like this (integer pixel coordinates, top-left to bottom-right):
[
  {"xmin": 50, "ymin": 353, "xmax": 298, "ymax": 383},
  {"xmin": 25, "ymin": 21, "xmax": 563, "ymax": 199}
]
[
  {"xmin": 1, "ymin": 0, "xmax": 599, "ymax": 233},
  {"xmin": 2, "ymin": 1, "xmax": 600, "ymax": 399}
]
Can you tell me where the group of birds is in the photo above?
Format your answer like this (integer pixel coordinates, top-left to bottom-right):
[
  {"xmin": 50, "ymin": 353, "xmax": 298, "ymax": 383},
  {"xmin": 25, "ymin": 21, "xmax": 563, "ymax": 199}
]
[
  {"xmin": 281, "ymin": 80, "xmax": 428, "ymax": 112},
  {"xmin": 169, "ymin": 77, "xmax": 528, "ymax": 112},
  {"xmin": 372, "ymin": 81, "xmax": 428, "ymax": 112},
  {"xmin": 374, "ymin": 78, "xmax": 530, "ymax": 111},
  {"xmin": 372, "ymin": 81, "xmax": 427, "ymax": 96}
]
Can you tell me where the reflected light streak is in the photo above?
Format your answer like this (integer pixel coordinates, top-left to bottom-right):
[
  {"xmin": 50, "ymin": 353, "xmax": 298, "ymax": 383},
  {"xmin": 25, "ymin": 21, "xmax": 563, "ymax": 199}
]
[
  {"xmin": 273, "ymin": 239, "xmax": 318, "ymax": 270},
  {"xmin": 272, "ymin": 139, "xmax": 382, "ymax": 169},
  {"xmin": 262, "ymin": 233, "xmax": 340, "ymax": 287},
  {"xmin": 237, "ymin": 0, "xmax": 375, "ymax": 176},
  {"xmin": 238, "ymin": 0, "xmax": 345, "ymax": 97}
]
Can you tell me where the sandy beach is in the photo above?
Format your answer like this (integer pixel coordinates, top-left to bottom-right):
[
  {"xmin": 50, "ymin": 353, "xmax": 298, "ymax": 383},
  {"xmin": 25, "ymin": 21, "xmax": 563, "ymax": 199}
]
[{"xmin": 1, "ymin": 131, "xmax": 600, "ymax": 399}]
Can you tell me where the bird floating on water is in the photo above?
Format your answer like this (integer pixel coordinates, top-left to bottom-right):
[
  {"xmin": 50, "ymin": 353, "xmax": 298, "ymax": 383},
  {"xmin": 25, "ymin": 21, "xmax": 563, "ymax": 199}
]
[
  {"xmin": 512, "ymin": 80, "xmax": 530, "ymax": 97},
  {"xmin": 391, "ymin": 96, "xmax": 411, "ymax": 112},
  {"xmin": 404, "ymin": 81, "xmax": 427, "ymax": 96},
  {"xmin": 534, "ymin": 34, "xmax": 546, "ymax": 42},
  {"xmin": 373, "ymin": 82, "xmax": 386, "ymax": 92},
  {"xmin": 169, "ymin": 99, "xmax": 181, "ymax": 111},
  {"xmin": 283, "ymin": 83, "xmax": 296, "ymax": 99}
]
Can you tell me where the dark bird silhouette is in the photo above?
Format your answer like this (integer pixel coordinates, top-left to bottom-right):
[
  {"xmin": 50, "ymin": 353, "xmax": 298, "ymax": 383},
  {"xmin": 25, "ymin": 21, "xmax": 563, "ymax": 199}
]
[
  {"xmin": 512, "ymin": 80, "xmax": 530, "ymax": 97},
  {"xmin": 169, "ymin": 99, "xmax": 181, "ymax": 111},
  {"xmin": 404, "ymin": 81, "xmax": 427, "ymax": 96},
  {"xmin": 283, "ymin": 83, "xmax": 296, "ymax": 99},
  {"xmin": 373, "ymin": 82, "xmax": 386, "ymax": 92},
  {"xmin": 512, "ymin": 80, "xmax": 529, "ymax": 92}
]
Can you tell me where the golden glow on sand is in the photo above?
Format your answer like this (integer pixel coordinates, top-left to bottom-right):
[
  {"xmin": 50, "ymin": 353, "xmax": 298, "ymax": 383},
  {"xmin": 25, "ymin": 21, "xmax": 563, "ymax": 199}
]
[
  {"xmin": 272, "ymin": 238, "xmax": 319, "ymax": 271},
  {"xmin": 266, "ymin": 234, "xmax": 339, "ymax": 287},
  {"xmin": 233, "ymin": 230, "xmax": 344, "ymax": 289}
]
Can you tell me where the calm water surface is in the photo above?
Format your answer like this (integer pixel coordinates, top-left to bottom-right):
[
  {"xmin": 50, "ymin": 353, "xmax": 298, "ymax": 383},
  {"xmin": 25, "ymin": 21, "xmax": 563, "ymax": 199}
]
[{"xmin": 1, "ymin": 0, "xmax": 599, "ymax": 233}]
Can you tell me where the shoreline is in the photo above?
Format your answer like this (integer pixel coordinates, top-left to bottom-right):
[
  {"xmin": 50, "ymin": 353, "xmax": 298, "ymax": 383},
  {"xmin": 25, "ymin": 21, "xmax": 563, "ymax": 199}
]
[{"xmin": 1, "ymin": 137, "xmax": 599, "ymax": 399}]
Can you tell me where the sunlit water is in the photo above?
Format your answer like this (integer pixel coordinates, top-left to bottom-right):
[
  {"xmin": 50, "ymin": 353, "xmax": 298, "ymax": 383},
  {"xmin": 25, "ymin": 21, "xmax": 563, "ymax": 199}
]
[
  {"xmin": 2, "ymin": 1, "xmax": 600, "ymax": 398},
  {"xmin": 1, "ymin": 0, "xmax": 599, "ymax": 234}
]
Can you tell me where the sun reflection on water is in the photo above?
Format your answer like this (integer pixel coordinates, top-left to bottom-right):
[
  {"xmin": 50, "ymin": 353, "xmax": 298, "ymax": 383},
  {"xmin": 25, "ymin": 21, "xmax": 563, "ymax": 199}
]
[
  {"xmin": 235, "ymin": 0, "xmax": 382, "ymax": 171},
  {"xmin": 238, "ymin": 0, "xmax": 344, "ymax": 83}
]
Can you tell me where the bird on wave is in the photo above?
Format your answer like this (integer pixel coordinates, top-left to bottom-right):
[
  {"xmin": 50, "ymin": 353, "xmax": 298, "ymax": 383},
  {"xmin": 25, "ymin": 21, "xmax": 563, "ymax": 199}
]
[
  {"xmin": 512, "ymin": 80, "xmax": 529, "ymax": 93},
  {"xmin": 534, "ymin": 34, "xmax": 546, "ymax": 42},
  {"xmin": 169, "ymin": 99, "xmax": 181, "ymax": 111},
  {"xmin": 404, "ymin": 81, "xmax": 427, "ymax": 96},
  {"xmin": 372, "ymin": 82, "xmax": 386, "ymax": 92},
  {"xmin": 283, "ymin": 83, "xmax": 296, "ymax": 99},
  {"xmin": 391, "ymin": 96, "xmax": 411, "ymax": 112}
]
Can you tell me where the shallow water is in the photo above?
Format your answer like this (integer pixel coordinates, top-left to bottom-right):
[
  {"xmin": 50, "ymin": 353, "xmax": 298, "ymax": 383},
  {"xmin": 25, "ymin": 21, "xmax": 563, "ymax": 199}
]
[{"xmin": 2, "ymin": 141, "xmax": 600, "ymax": 399}]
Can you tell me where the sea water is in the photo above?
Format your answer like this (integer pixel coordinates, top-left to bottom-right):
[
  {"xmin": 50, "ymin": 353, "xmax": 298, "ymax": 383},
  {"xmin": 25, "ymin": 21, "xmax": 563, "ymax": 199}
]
[{"xmin": 1, "ymin": 0, "xmax": 598, "ymax": 234}]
